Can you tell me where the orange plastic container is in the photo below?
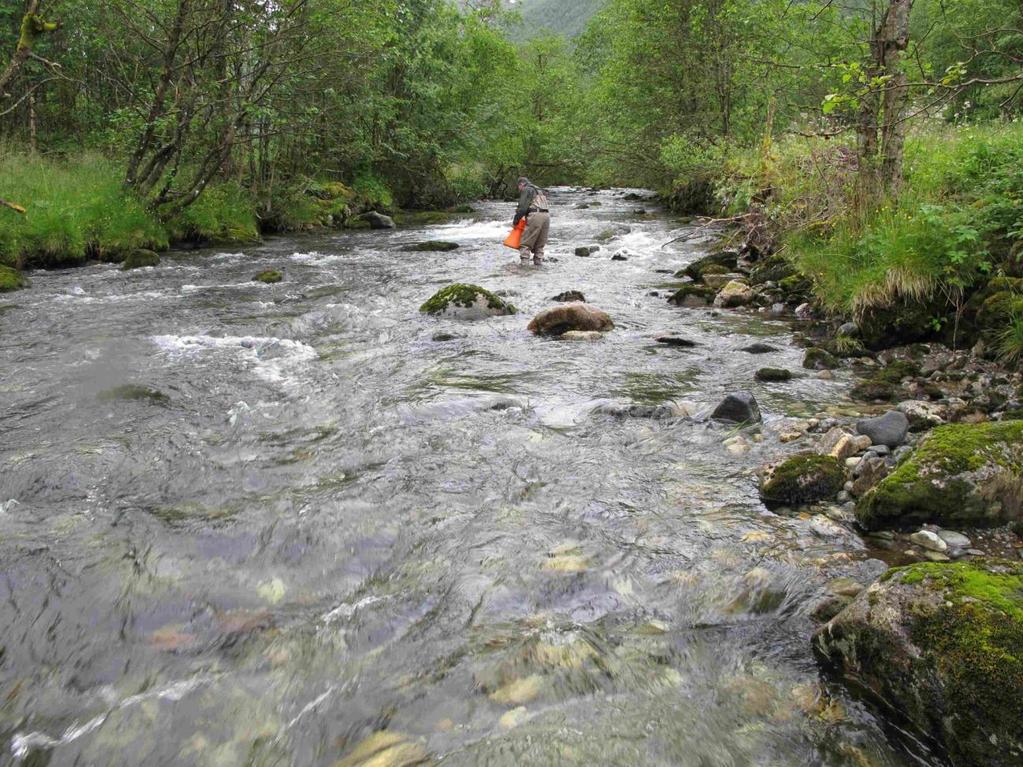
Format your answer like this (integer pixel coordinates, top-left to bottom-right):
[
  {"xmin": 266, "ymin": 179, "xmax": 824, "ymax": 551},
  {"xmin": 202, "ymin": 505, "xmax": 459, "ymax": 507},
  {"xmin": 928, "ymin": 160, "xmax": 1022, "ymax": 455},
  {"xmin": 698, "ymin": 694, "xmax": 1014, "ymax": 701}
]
[{"xmin": 503, "ymin": 219, "xmax": 527, "ymax": 250}]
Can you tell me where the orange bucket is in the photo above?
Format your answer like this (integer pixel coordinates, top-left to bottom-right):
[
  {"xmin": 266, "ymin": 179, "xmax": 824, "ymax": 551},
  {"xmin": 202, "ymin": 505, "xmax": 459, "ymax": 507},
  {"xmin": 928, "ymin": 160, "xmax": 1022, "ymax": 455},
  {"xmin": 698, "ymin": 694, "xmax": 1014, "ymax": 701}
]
[{"xmin": 503, "ymin": 219, "xmax": 527, "ymax": 250}]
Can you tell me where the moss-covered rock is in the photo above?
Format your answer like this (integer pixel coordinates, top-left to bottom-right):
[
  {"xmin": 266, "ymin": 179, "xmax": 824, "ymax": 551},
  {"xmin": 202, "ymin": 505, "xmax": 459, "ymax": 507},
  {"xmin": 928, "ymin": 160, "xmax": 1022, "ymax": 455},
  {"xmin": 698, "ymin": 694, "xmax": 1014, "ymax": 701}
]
[
  {"xmin": 803, "ymin": 347, "xmax": 840, "ymax": 370},
  {"xmin": 254, "ymin": 270, "xmax": 283, "ymax": 284},
  {"xmin": 420, "ymin": 284, "xmax": 517, "ymax": 320},
  {"xmin": 98, "ymin": 384, "xmax": 170, "ymax": 405},
  {"xmin": 527, "ymin": 303, "xmax": 614, "ymax": 336},
  {"xmin": 850, "ymin": 379, "xmax": 897, "ymax": 402},
  {"xmin": 858, "ymin": 296, "xmax": 950, "ymax": 350},
  {"xmin": 121, "ymin": 249, "xmax": 161, "ymax": 270},
  {"xmin": 856, "ymin": 421, "xmax": 1023, "ymax": 530},
  {"xmin": 760, "ymin": 454, "xmax": 845, "ymax": 507},
  {"xmin": 667, "ymin": 284, "xmax": 716, "ymax": 308},
  {"xmin": 755, "ymin": 367, "xmax": 793, "ymax": 383},
  {"xmin": 813, "ymin": 561, "xmax": 1023, "ymax": 767},
  {"xmin": 0, "ymin": 265, "xmax": 26, "ymax": 292},
  {"xmin": 748, "ymin": 254, "xmax": 796, "ymax": 286},
  {"xmin": 678, "ymin": 251, "xmax": 739, "ymax": 282}
]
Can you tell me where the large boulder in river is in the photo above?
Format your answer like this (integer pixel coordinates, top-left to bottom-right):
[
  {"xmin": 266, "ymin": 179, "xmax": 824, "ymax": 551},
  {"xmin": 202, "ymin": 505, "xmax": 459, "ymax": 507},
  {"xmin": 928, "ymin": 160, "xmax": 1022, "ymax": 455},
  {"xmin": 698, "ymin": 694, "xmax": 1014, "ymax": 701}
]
[
  {"xmin": 760, "ymin": 454, "xmax": 845, "ymax": 507},
  {"xmin": 362, "ymin": 211, "xmax": 396, "ymax": 229},
  {"xmin": 420, "ymin": 284, "xmax": 517, "ymax": 320},
  {"xmin": 856, "ymin": 421, "xmax": 1023, "ymax": 531},
  {"xmin": 678, "ymin": 251, "xmax": 739, "ymax": 282},
  {"xmin": 855, "ymin": 410, "xmax": 909, "ymax": 448},
  {"xmin": 713, "ymin": 280, "xmax": 754, "ymax": 308},
  {"xmin": 711, "ymin": 392, "xmax": 761, "ymax": 424},
  {"xmin": 813, "ymin": 561, "xmax": 1023, "ymax": 767},
  {"xmin": 528, "ymin": 303, "xmax": 614, "ymax": 336}
]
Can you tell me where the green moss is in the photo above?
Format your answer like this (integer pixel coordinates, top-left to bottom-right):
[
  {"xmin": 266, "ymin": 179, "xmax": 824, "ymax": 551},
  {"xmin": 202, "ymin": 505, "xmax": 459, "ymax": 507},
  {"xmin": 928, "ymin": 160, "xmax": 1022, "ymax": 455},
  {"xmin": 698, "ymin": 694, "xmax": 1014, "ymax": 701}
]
[
  {"xmin": 761, "ymin": 453, "xmax": 845, "ymax": 506},
  {"xmin": 0, "ymin": 265, "xmax": 26, "ymax": 292},
  {"xmin": 897, "ymin": 561, "xmax": 1023, "ymax": 766},
  {"xmin": 857, "ymin": 421, "xmax": 1023, "ymax": 529},
  {"xmin": 700, "ymin": 264, "xmax": 731, "ymax": 276},
  {"xmin": 850, "ymin": 379, "xmax": 897, "ymax": 402},
  {"xmin": 803, "ymin": 347, "xmax": 840, "ymax": 370},
  {"xmin": 254, "ymin": 270, "xmax": 283, "ymax": 284},
  {"xmin": 121, "ymin": 249, "xmax": 160, "ymax": 270},
  {"xmin": 419, "ymin": 284, "xmax": 517, "ymax": 316},
  {"xmin": 826, "ymin": 335, "xmax": 869, "ymax": 358},
  {"xmin": 778, "ymin": 274, "xmax": 812, "ymax": 295}
]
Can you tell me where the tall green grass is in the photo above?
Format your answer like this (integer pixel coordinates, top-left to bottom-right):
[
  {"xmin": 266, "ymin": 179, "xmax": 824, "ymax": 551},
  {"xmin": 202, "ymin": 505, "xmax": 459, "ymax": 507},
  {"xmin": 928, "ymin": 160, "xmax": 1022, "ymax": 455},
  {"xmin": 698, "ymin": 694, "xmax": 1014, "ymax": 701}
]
[{"xmin": 0, "ymin": 151, "xmax": 167, "ymax": 267}]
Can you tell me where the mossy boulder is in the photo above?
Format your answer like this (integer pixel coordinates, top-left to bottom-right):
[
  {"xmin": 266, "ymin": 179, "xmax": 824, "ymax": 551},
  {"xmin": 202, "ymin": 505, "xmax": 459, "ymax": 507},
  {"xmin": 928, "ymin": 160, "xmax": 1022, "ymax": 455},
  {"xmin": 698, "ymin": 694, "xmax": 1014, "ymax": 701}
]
[
  {"xmin": 856, "ymin": 421, "xmax": 1023, "ymax": 531},
  {"xmin": 678, "ymin": 251, "xmax": 739, "ymax": 282},
  {"xmin": 420, "ymin": 284, "xmax": 517, "ymax": 320},
  {"xmin": 850, "ymin": 379, "xmax": 897, "ymax": 402},
  {"xmin": 813, "ymin": 561, "xmax": 1023, "ymax": 767},
  {"xmin": 121, "ymin": 249, "xmax": 161, "ymax": 270},
  {"xmin": 760, "ymin": 454, "xmax": 845, "ymax": 507},
  {"xmin": 0, "ymin": 265, "xmax": 26, "ymax": 292},
  {"xmin": 858, "ymin": 296, "xmax": 950, "ymax": 350},
  {"xmin": 667, "ymin": 284, "xmax": 716, "ymax": 308},
  {"xmin": 254, "ymin": 270, "xmax": 283, "ymax": 284},
  {"xmin": 803, "ymin": 347, "xmax": 840, "ymax": 370},
  {"xmin": 748, "ymin": 254, "xmax": 796, "ymax": 286}
]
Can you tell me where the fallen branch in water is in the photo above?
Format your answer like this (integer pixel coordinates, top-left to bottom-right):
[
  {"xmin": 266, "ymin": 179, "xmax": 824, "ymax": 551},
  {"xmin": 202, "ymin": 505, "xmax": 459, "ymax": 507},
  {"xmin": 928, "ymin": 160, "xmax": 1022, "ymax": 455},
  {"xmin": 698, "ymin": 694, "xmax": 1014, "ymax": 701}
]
[{"xmin": 0, "ymin": 199, "xmax": 27, "ymax": 214}]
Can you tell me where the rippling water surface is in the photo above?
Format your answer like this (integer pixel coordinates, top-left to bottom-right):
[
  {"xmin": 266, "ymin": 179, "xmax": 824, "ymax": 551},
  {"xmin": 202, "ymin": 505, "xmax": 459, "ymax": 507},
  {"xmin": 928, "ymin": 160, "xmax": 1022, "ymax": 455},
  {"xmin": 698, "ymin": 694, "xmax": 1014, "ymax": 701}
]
[{"xmin": 1, "ymin": 190, "xmax": 918, "ymax": 766}]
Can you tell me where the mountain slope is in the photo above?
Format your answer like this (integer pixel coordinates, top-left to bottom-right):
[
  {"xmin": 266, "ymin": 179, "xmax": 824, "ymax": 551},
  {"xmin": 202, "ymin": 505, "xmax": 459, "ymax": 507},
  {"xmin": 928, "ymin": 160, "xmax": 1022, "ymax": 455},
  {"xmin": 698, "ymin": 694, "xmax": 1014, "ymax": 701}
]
[{"xmin": 506, "ymin": 0, "xmax": 607, "ymax": 40}]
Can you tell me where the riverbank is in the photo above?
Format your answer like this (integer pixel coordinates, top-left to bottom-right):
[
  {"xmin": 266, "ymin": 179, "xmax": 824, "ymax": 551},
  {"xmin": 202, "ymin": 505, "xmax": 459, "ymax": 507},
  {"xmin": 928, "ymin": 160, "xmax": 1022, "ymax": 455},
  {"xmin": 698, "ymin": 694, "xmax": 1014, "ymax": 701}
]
[
  {"xmin": 664, "ymin": 124, "xmax": 1023, "ymax": 364},
  {"xmin": 0, "ymin": 151, "xmax": 473, "ymax": 279}
]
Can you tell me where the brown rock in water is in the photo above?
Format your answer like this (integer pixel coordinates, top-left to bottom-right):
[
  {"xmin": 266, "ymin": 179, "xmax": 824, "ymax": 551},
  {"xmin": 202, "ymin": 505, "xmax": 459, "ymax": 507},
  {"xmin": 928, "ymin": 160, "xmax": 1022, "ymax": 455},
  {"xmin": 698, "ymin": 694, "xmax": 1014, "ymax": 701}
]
[{"xmin": 528, "ymin": 303, "xmax": 614, "ymax": 336}]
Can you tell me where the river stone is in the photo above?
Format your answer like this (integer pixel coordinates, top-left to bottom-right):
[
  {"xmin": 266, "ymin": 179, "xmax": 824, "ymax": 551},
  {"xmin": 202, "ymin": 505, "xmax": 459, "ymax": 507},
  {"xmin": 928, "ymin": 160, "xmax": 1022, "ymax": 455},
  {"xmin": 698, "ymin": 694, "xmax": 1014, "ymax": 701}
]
[
  {"xmin": 851, "ymin": 457, "xmax": 889, "ymax": 498},
  {"xmin": 897, "ymin": 399, "xmax": 948, "ymax": 431},
  {"xmin": 121, "ymin": 249, "xmax": 161, "ymax": 270},
  {"xmin": 803, "ymin": 347, "xmax": 840, "ymax": 370},
  {"xmin": 668, "ymin": 285, "xmax": 716, "ymax": 307},
  {"xmin": 362, "ymin": 211, "xmax": 395, "ymax": 229},
  {"xmin": 910, "ymin": 530, "xmax": 948, "ymax": 552},
  {"xmin": 711, "ymin": 391, "xmax": 762, "ymax": 424},
  {"xmin": 937, "ymin": 530, "xmax": 972, "ymax": 549},
  {"xmin": 755, "ymin": 367, "xmax": 792, "ymax": 383},
  {"xmin": 760, "ymin": 454, "xmax": 845, "ymax": 507},
  {"xmin": 714, "ymin": 280, "xmax": 754, "ymax": 308},
  {"xmin": 856, "ymin": 421, "xmax": 1023, "ymax": 531},
  {"xmin": 741, "ymin": 342, "xmax": 779, "ymax": 355},
  {"xmin": 420, "ymin": 284, "xmax": 517, "ymax": 320},
  {"xmin": 528, "ymin": 303, "xmax": 614, "ymax": 336},
  {"xmin": 813, "ymin": 561, "xmax": 1023, "ymax": 767},
  {"xmin": 552, "ymin": 290, "xmax": 586, "ymax": 303},
  {"xmin": 838, "ymin": 321, "xmax": 860, "ymax": 337},
  {"xmin": 611, "ymin": 250, "xmax": 630, "ymax": 261},
  {"xmin": 680, "ymin": 251, "xmax": 739, "ymax": 281},
  {"xmin": 704, "ymin": 272, "xmax": 743, "ymax": 290},
  {"xmin": 253, "ymin": 269, "xmax": 282, "ymax": 284},
  {"xmin": 575, "ymin": 246, "xmax": 600, "ymax": 257},
  {"xmin": 656, "ymin": 335, "xmax": 698, "ymax": 348},
  {"xmin": 856, "ymin": 411, "xmax": 909, "ymax": 448},
  {"xmin": 403, "ymin": 240, "xmax": 459, "ymax": 252},
  {"xmin": 334, "ymin": 731, "xmax": 432, "ymax": 767}
]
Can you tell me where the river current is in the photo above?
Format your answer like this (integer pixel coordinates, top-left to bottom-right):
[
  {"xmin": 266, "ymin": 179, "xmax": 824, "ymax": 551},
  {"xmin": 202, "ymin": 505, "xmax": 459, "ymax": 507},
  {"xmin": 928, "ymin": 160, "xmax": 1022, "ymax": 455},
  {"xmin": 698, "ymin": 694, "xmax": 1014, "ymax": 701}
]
[{"xmin": 0, "ymin": 189, "xmax": 919, "ymax": 766}]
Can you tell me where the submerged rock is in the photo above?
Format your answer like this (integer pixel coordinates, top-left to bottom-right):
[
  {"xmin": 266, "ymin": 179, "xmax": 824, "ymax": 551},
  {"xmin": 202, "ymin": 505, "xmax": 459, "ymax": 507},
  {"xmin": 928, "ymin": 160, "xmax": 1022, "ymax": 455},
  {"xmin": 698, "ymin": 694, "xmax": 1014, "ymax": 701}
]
[
  {"xmin": 362, "ymin": 211, "xmax": 396, "ymax": 229},
  {"xmin": 527, "ymin": 303, "xmax": 613, "ymax": 336},
  {"xmin": 655, "ymin": 335, "xmax": 698, "ymax": 348},
  {"xmin": 334, "ymin": 731, "xmax": 433, "ymax": 767},
  {"xmin": 741, "ymin": 342, "xmax": 779, "ymax": 355},
  {"xmin": 121, "ymin": 249, "xmax": 161, "ymax": 270},
  {"xmin": 552, "ymin": 290, "xmax": 586, "ymax": 303},
  {"xmin": 402, "ymin": 241, "xmax": 459, "ymax": 252},
  {"xmin": 0, "ymin": 265, "xmax": 27, "ymax": 292},
  {"xmin": 855, "ymin": 411, "xmax": 909, "ymax": 448},
  {"xmin": 574, "ymin": 246, "xmax": 600, "ymax": 257},
  {"xmin": 760, "ymin": 454, "xmax": 845, "ymax": 507},
  {"xmin": 98, "ymin": 384, "xmax": 170, "ymax": 405},
  {"xmin": 856, "ymin": 421, "xmax": 1023, "ymax": 530},
  {"xmin": 803, "ymin": 347, "xmax": 840, "ymax": 370},
  {"xmin": 420, "ymin": 284, "xmax": 517, "ymax": 320},
  {"xmin": 813, "ymin": 561, "xmax": 1023, "ymax": 767},
  {"xmin": 711, "ymin": 392, "xmax": 762, "ymax": 424},
  {"xmin": 253, "ymin": 269, "xmax": 283, "ymax": 284},
  {"xmin": 559, "ymin": 330, "xmax": 605, "ymax": 341}
]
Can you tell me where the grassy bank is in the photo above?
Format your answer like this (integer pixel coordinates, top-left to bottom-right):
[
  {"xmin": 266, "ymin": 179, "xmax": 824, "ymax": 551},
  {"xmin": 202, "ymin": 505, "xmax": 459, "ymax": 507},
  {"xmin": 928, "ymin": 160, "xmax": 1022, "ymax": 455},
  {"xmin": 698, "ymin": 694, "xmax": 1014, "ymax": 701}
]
[
  {"xmin": 693, "ymin": 124, "xmax": 1023, "ymax": 356},
  {"xmin": 0, "ymin": 151, "xmax": 374, "ymax": 271}
]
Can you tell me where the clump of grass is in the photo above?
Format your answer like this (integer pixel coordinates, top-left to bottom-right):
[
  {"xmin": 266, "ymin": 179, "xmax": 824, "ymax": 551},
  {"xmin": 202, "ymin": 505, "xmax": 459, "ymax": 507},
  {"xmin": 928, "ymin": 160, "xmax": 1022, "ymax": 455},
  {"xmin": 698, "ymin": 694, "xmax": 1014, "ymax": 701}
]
[
  {"xmin": 167, "ymin": 181, "xmax": 259, "ymax": 243},
  {"xmin": 0, "ymin": 151, "xmax": 167, "ymax": 267},
  {"xmin": 997, "ymin": 312, "xmax": 1023, "ymax": 364}
]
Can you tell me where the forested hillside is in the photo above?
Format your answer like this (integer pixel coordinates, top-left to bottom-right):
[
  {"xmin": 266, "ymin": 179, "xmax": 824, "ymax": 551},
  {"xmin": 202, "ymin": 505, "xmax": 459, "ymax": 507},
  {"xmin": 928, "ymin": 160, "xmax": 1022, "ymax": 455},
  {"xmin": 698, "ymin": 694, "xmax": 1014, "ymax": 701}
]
[{"xmin": 506, "ymin": 0, "xmax": 607, "ymax": 39}]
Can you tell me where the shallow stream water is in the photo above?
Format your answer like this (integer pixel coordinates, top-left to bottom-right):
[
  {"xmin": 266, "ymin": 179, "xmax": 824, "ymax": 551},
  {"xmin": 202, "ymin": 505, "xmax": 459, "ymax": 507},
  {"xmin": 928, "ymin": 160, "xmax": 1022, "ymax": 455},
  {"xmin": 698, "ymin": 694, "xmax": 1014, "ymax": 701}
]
[{"xmin": 0, "ymin": 189, "xmax": 924, "ymax": 766}]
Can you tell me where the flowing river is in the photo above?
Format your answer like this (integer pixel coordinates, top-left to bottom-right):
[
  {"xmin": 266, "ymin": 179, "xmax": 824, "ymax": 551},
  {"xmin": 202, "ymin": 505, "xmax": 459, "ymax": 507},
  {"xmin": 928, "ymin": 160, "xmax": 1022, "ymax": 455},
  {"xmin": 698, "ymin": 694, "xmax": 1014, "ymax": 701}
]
[{"xmin": 0, "ymin": 189, "xmax": 920, "ymax": 766}]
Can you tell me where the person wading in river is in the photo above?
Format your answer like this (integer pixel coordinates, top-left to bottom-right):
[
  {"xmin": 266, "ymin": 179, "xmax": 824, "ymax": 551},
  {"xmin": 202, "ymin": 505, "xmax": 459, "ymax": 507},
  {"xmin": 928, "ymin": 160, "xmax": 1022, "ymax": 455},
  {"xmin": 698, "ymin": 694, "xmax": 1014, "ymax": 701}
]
[{"xmin": 513, "ymin": 177, "xmax": 551, "ymax": 265}]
